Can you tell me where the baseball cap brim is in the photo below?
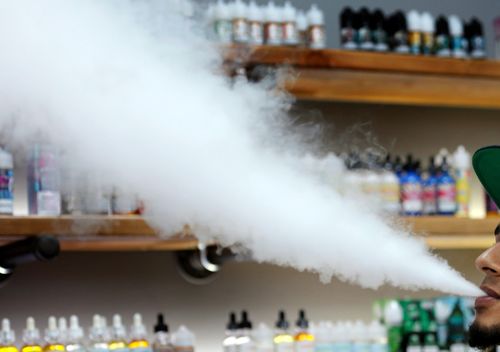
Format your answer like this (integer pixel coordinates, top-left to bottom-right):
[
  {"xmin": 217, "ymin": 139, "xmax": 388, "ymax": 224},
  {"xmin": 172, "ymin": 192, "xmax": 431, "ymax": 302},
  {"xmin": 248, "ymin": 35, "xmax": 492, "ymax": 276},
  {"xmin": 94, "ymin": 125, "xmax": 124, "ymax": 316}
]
[{"xmin": 472, "ymin": 146, "xmax": 500, "ymax": 208}]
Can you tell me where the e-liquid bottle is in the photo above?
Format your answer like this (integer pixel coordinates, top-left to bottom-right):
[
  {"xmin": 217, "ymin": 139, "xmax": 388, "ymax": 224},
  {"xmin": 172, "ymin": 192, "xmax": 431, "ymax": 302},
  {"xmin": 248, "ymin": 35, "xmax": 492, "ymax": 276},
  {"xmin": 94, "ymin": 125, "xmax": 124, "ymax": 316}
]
[
  {"xmin": 236, "ymin": 311, "xmax": 254, "ymax": 352},
  {"xmin": 273, "ymin": 311, "xmax": 293, "ymax": 352},
  {"xmin": 371, "ymin": 10, "xmax": 388, "ymax": 52},
  {"xmin": 128, "ymin": 314, "xmax": 152, "ymax": 352},
  {"xmin": 306, "ymin": 4, "xmax": 326, "ymax": 49},
  {"xmin": 247, "ymin": 1, "xmax": 264, "ymax": 46},
  {"xmin": 57, "ymin": 319, "xmax": 67, "ymax": 350},
  {"xmin": 383, "ymin": 300, "xmax": 403, "ymax": 352},
  {"xmin": 171, "ymin": 326, "xmax": 195, "ymax": 352},
  {"xmin": 420, "ymin": 12, "xmax": 435, "ymax": 55},
  {"xmin": 340, "ymin": 7, "xmax": 357, "ymax": 50},
  {"xmin": 108, "ymin": 315, "xmax": 128, "ymax": 352},
  {"xmin": 65, "ymin": 316, "xmax": 85, "ymax": 352},
  {"xmin": 368, "ymin": 321, "xmax": 387, "ymax": 352},
  {"xmin": 153, "ymin": 314, "xmax": 174, "ymax": 352},
  {"xmin": 449, "ymin": 15, "xmax": 466, "ymax": 58},
  {"xmin": 22, "ymin": 318, "xmax": 42, "ymax": 352},
  {"xmin": 232, "ymin": 0, "xmax": 249, "ymax": 44},
  {"xmin": 390, "ymin": 12, "xmax": 409, "ymax": 54},
  {"xmin": 294, "ymin": 310, "xmax": 314, "ymax": 352},
  {"xmin": 296, "ymin": 11, "xmax": 308, "ymax": 47},
  {"xmin": 407, "ymin": 10, "xmax": 422, "ymax": 54},
  {"xmin": 282, "ymin": 2, "xmax": 298, "ymax": 46},
  {"xmin": 422, "ymin": 322, "xmax": 439, "ymax": 352},
  {"xmin": 400, "ymin": 156, "xmax": 423, "ymax": 216},
  {"xmin": 447, "ymin": 302, "xmax": 466, "ymax": 352},
  {"xmin": 453, "ymin": 146, "xmax": 471, "ymax": 217},
  {"xmin": 44, "ymin": 317, "xmax": 65, "ymax": 352},
  {"xmin": 88, "ymin": 315, "xmax": 109, "ymax": 352},
  {"xmin": 437, "ymin": 156, "xmax": 456, "ymax": 215},
  {"xmin": 213, "ymin": 0, "xmax": 232, "ymax": 44},
  {"xmin": 469, "ymin": 18, "xmax": 486, "ymax": 59},
  {"xmin": 422, "ymin": 157, "xmax": 438, "ymax": 215},
  {"xmin": 0, "ymin": 319, "xmax": 18, "ymax": 352},
  {"xmin": 435, "ymin": 16, "xmax": 451, "ymax": 57},
  {"xmin": 264, "ymin": 1, "xmax": 282, "ymax": 46},
  {"xmin": 381, "ymin": 155, "xmax": 400, "ymax": 214},
  {"xmin": 357, "ymin": 8, "xmax": 373, "ymax": 51},
  {"xmin": 0, "ymin": 148, "xmax": 14, "ymax": 215},
  {"xmin": 253, "ymin": 324, "xmax": 273, "ymax": 352},
  {"xmin": 222, "ymin": 313, "xmax": 238, "ymax": 352}
]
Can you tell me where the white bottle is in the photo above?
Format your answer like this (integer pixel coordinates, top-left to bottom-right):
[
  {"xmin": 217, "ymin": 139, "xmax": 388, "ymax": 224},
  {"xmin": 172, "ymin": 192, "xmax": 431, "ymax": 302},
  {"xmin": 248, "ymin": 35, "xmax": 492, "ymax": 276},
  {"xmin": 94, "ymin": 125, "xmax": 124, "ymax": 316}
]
[
  {"xmin": 109, "ymin": 314, "xmax": 128, "ymax": 352},
  {"xmin": 252, "ymin": 323, "xmax": 273, "ymax": 352},
  {"xmin": 58, "ymin": 318, "xmax": 68, "ymax": 346},
  {"xmin": 23, "ymin": 317, "xmax": 41, "ymax": 347},
  {"xmin": 1, "ymin": 319, "xmax": 16, "ymax": 348},
  {"xmin": 0, "ymin": 148, "xmax": 13, "ymax": 215},
  {"xmin": 232, "ymin": 0, "xmax": 249, "ymax": 44},
  {"xmin": 88, "ymin": 315, "xmax": 109, "ymax": 352},
  {"xmin": 282, "ymin": 2, "xmax": 298, "ymax": 46},
  {"xmin": 214, "ymin": 0, "xmax": 233, "ymax": 44},
  {"xmin": 351, "ymin": 321, "xmax": 371, "ymax": 352},
  {"xmin": 172, "ymin": 326, "xmax": 195, "ymax": 352},
  {"xmin": 306, "ymin": 4, "xmax": 326, "ymax": 49},
  {"xmin": 296, "ymin": 11, "xmax": 308, "ymax": 47},
  {"xmin": 368, "ymin": 321, "xmax": 388, "ymax": 352},
  {"xmin": 449, "ymin": 15, "xmax": 466, "ymax": 58},
  {"xmin": 247, "ymin": 1, "xmax": 264, "ymax": 45},
  {"xmin": 420, "ymin": 12, "xmax": 435, "ymax": 55},
  {"xmin": 129, "ymin": 313, "xmax": 152, "ymax": 352},
  {"xmin": 406, "ymin": 10, "xmax": 422, "ymax": 55},
  {"xmin": 453, "ymin": 145, "xmax": 471, "ymax": 218},
  {"xmin": 264, "ymin": 1, "xmax": 282, "ymax": 46},
  {"xmin": 66, "ymin": 316, "xmax": 85, "ymax": 352},
  {"xmin": 45, "ymin": 316, "xmax": 61, "ymax": 348}
]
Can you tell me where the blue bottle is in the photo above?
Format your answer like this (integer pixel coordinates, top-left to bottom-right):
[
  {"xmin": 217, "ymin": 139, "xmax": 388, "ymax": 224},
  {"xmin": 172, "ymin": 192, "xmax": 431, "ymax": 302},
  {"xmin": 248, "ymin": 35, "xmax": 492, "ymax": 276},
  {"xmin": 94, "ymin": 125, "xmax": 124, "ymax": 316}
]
[
  {"xmin": 437, "ymin": 156, "xmax": 456, "ymax": 215},
  {"xmin": 400, "ymin": 156, "xmax": 423, "ymax": 216},
  {"xmin": 422, "ymin": 157, "xmax": 438, "ymax": 215}
]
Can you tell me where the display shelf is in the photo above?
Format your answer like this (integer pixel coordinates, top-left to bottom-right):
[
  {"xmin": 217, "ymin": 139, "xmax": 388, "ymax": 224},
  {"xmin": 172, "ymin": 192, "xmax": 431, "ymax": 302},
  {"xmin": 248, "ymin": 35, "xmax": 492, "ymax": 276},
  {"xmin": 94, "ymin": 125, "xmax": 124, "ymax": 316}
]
[
  {"xmin": 0, "ymin": 215, "xmax": 496, "ymax": 251},
  {"xmin": 225, "ymin": 46, "xmax": 500, "ymax": 109}
]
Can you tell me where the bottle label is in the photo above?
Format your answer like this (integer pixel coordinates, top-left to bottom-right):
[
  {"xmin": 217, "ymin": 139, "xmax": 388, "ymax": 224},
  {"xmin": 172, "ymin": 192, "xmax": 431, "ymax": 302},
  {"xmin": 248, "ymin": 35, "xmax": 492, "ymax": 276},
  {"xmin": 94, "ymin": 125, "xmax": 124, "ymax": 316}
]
[
  {"xmin": 422, "ymin": 33, "xmax": 434, "ymax": 54},
  {"xmin": 401, "ymin": 182, "xmax": 423, "ymax": 213},
  {"xmin": 472, "ymin": 36, "xmax": 485, "ymax": 51},
  {"xmin": 0, "ymin": 167, "xmax": 13, "ymax": 214},
  {"xmin": 308, "ymin": 25, "xmax": 325, "ymax": 49},
  {"xmin": 409, "ymin": 31, "xmax": 421, "ymax": 54},
  {"xmin": 282, "ymin": 22, "xmax": 298, "ymax": 45},
  {"xmin": 249, "ymin": 21, "xmax": 263, "ymax": 45},
  {"xmin": 36, "ymin": 191, "xmax": 61, "ymax": 215},
  {"xmin": 233, "ymin": 18, "xmax": 249, "ymax": 43},
  {"xmin": 436, "ymin": 35, "xmax": 450, "ymax": 55},
  {"xmin": 422, "ymin": 184, "xmax": 437, "ymax": 214},
  {"xmin": 437, "ymin": 182, "xmax": 456, "ymax": 213},
  {"xmin": 341, "ymin": 27, "xmax": 357, "ymax": 48},
  {"xmin": 295, "ymin": 340, "xmax": 314, "ymax": 352},
  {"xmin": 394, "ymin": 30, "xmax": 409, "ymax": 52},
  {"xmin": 265, "ymin": 22, "xmax": 282, "ymax": 45},
  {"xmin": 455, "ymin": 170, "xmax": 470, "ymax": 215},
  {"xmin": 214, "ymin": 20, "xmax": 233, "ymax": 43}
]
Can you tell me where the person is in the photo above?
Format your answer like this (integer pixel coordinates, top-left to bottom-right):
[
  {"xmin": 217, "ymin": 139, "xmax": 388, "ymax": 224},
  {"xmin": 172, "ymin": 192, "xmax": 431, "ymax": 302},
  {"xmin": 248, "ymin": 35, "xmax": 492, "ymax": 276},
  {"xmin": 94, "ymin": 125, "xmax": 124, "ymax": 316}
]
[{"xmin": 469, "ymin": 146, "xmax": 500, "ymax": 348}]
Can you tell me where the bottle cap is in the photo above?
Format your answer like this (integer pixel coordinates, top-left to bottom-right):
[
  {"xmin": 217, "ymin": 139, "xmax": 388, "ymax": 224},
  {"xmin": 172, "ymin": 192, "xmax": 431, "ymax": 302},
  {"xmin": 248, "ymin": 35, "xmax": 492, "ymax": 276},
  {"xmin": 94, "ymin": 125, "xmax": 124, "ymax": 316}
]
[
  {"xmin": 68, "ymin": 315, "xmax": 84, "ymax": 341},
  {"xmin": 154, "ymin": 314, "xmax": 169, "ymax": 333},
  {"xmin": 130, "ymin": 313, "xmax": 147, "ymax": 340},
  {"xmin": 0, "ymin": 318, "xmax": 16, "ymax": 345},
  {"xmin": 23, "ymin": 317, "xmax": 41, "ymax": 344},
  {"xmin": 89, "ymin": 314, "xmax": 107, "ymax": 341},
  {"xmin": 226, "ymin": 312, "xmax": 238, "ymax": 331},
  {"xmin": 370, "ymin": 9, "xmax": 386, "ymax": 30},
  {"xmin": 295, "ymin": 309, "xmax": 309, "ymax": 329},
  {"xmin": 296, "ymin": 10, "xmax": 308, "ymax": 31},
  {"xmin": 112, "ymin": 314, "xmax": 127, "ymax": 340},
  {"xmin": 232, "ymin": 0, "xmax": 247, "ymax": 19},
  {"xmin": 282, "ymin": 2, "xmax": 296, "ymax": 22},
  {"xmin": 247, "ymin": 1, "xmax": 263, "ymax": 22},
  {"xmin": 448, "ymin": 15, "xmax": 463, "ymax": 36},
  {"xmin": 453, "ymin": 145, "xmax": 471, "ymax": 169},
  {"xmin": 275, "ymin": 310, "xmax": 289, "ymax": 330},
  {"xmin": 436, "ymin": 16, "xmax": 450, "ymax": 35},
  {"xmin": 214, "ymin": 0, "xmax": 231, "ymax": 21},
  {"xmin": 238, "ymin": 311, "xmax": 252, "ymax": 330},
  {"xmin": 340, "ymin": 7, "xmax": 355, "ymax": 28},
  {"xmin": 307, "ymin": 4, "xmax": 324, "ymax": 26},
  {"xmin": 421, "ymin": 12, "xmax": 435, "ymax": 33},
  {"xmin": 265, "ymin": 1, "xmax": 280, "ymax": 23},
  {"xmin": 406, "ymin": 10, "xmax": 421, "ymax": 32},
  {"xmin": 383, "ymin": 300, "xmax": 403, "ymax": 326},
  {"xmin": 172, "ymin": 325, "xmax": 195, "ymax": 347}
]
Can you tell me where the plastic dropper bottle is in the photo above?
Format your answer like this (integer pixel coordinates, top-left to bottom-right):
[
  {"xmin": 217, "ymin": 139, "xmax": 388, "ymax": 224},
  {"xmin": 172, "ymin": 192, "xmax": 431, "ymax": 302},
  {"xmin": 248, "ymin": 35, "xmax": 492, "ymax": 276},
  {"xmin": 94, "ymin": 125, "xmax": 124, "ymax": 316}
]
[
  {"xmin": 294, "ymin": 310, "xmax": 314, "ymax": 352},
  {"xmin": 171, "ymin": 326, "xmax": 195, "ymax": 352},
  {"xmin": 58, "ymin": 318, "xmax": 67, "ymax": 349},
  {"xmin": 371, "ymin": 10, "xmax": 388, "ymax": 52},
  {"xmin": 422, "ymin": 157, "xmax": 438, "ymax": 215},
  {"xmin": 152, "ymin": 314, "xmax": 174, "ymax": 352},
  {"xmin": 214, "ymin": 0, "xmax": 233, "ymax": 44},
  {"xmin": 223, "ymin": 313, "xmax": 238, "ymax": 352},
  {"xmin": 453, "ymin": 145, "xmax": 471, "ymax": 217},
  {"xmin": 407, "ymin": 10, "xmax": 422, "ymax": 54},
  {"xmin": 65, "ymin": 316, "xmax": 85, "ymax": 352},
  {"xmin": 44, "ymin": 316, "xmax": 65, "ymax": 352},
  {"xmin": 22, "ymin": 318, "xmax": 42, "ymax": 352},
  {"xmin": 449, "ymin": 15, "xmax": 466, "ymax": 58},
  {"xmin": 437, "ymin": 156, "xmax": 456, "ymax": 215},
  {"xmin": 306, "ymin": 4, "xmax": 326, "ymax": 49},
  {"xmin": 108, "ymin": 315, "xmax": 128, "ymax": 352},
  {"xmin": 420, "ymin": 12, "xmax": 435, "ymax": 55},
  {"xmin": 128, "ymin": 314, "xmax": 151, "ymax": 352},
  {"xmin": 340, "ymin": 7, "xmax": 357, "ymax": 50},
  {"xmin": 435, "ymin": 16, "xmax": 451, "ymax": 57},
  {"xmin": 88, "ymin": 315, "xmax": 109, "ymax": 352},
  {"xmin": 282, "ymin": 2, "xmax": 298, "ymax": 46},
  {"xmin": 383, "ymin": 301, "xmax": 403, "ymax": 352},
  {"xmin": 0, "ymin": 319, "xmax": 18, "ymax": 352},
  {"xmin": 232, "ymin": 0, "xmax": 249, "ymax": 44},
  {"xmin": 273, "ymin": 311, "xmax": 293, "ymax": 352},
  {"xmin": 0, "ymin": 148, "xmax": 14, "ymax": 215},
  {"xmin": 469, "ymin": 18, "xmax": 486, "ymax": 59},
  {"xmin": 264, "ymin": 1, "xmax": 282, "ymax": 46},
  {"xmin": 391, "ymin": 12, "xmax": 409, "ymax": 54},
  {"xmin": 236, "ymin": 311, "xmax": 254, "ymax": 352},
  {"xmin": 357, "ymin": 8, "xmax": 373, "ymax": 51},
  {"xmin": 296, "ymin": 11, "xmax": 308, "ymax": 47},
  {"xmin": 253, "ymin": 323, "xmax": 273, "ymax": 352},
  {"xmin": 247, "ymin": 1, "xmax": 264, "ymax": 45}
]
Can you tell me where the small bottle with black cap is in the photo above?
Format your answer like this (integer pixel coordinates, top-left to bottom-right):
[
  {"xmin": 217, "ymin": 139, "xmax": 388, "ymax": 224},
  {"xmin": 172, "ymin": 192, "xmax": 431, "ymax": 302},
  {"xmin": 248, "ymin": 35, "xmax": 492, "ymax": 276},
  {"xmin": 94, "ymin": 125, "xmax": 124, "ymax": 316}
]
[
  {"xmin": 294, "ymin": 310, "xmax": 314, "ymax": 352},
  {"xmin": 222, "ymin": 313, "xmax": 238, "ymax": 352},
  {"xmin": 153, "ymin": 314, "xmax": 174, "ymax": 352},
  {"xmin": 236, "ymin": 311, "xmax": 254, "ymax": 352},
  {"xmin": 272, "ymin": 311, "xmax": 293, "ymax": 352}
]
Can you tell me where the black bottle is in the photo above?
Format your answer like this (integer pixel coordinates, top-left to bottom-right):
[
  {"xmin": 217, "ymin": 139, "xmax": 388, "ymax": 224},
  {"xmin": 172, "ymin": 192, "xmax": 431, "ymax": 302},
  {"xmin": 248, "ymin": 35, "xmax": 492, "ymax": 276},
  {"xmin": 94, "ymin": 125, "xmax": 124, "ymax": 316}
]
[
  {"xmin": 340, "ymin": 7, "xmax": 357, "ymax": 50},
  {"xmin": 435, "ymin": 16, "xmax": 451, "ymax": 57}
]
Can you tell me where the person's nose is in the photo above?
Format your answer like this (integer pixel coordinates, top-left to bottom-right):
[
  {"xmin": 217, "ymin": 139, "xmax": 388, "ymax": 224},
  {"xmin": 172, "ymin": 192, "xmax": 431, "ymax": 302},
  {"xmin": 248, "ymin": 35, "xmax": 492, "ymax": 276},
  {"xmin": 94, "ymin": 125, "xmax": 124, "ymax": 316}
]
[{"xmin": 476, "ymin": 243, "xmax": 500, "ymax": 276}]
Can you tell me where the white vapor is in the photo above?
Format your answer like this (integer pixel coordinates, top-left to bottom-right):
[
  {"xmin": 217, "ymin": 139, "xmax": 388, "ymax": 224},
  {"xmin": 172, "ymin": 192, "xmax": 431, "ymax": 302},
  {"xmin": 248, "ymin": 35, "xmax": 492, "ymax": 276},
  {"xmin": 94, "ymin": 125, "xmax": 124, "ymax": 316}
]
[{"xmin": 0, "ymin": 0, "xmax": 481, "ymax": 296}]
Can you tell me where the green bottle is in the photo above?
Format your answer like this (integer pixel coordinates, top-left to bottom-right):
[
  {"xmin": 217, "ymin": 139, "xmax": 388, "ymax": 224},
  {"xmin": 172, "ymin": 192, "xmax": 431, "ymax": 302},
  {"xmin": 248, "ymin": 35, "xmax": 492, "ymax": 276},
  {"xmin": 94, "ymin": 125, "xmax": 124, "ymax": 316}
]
[
  {"xmin": 447, "ymin": 302, "xmax": 466, "ymax": 352},
  {"xmin": 384, "ymin": 301, "xmax": 403, "ymax": 352},
  {"xmin": 422, "ymin": 322, "xmax": 439, "ymax": 352},
  {"xmin": 406, "ymin": 321, "xmax": 422, "ymax": 352}
]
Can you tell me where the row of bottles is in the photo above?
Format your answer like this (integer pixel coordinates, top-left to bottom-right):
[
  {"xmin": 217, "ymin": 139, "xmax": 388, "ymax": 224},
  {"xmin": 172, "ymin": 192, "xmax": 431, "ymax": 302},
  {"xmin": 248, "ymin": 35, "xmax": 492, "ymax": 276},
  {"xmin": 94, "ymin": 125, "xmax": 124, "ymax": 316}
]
[
  {"xmin": 207, "ymin": 1, "xmax": 326, "ymax": 49},
  {"xmin": 222, "ymin": 310, "xmax": 387, "ymax": 352},
  {"xmin": 344, "ymin": 146, "xmax": 472, "ymax": 217},
  {"xmin": 0, "ymin": 314, "xmax": 195, "ymax": 352},
  {"xmin": 340, "ymin": 7, "xmax": 486, "ymax": 58},
  {"xmin": 374, "ymin": 296, "xmax": 475, "ymax": 352}
]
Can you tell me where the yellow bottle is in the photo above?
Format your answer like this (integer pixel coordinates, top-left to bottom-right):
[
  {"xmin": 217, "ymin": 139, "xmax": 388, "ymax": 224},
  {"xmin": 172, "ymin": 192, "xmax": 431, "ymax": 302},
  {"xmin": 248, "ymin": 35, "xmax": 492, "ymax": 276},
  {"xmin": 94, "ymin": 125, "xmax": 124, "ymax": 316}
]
[
  {"xmin": 294, "ymin": 310, "xmax": 314, "ymax": 352},
  {"xmin": 108, "ymin": 315, "xmax": 128, "ymax": 352},
  {"xmin": 128, "ymin": 314, "xmax": 151, "ymax": 352},
  {"xmin": 0, "ymin": 319, "xmax": 18, "ymax": 352},
  {"xmin": 43, "ymin": 317, "xmax": 65, "ymax": 352},
  {"xmin": 21, "ymin": 318, "xmax": 42, "ymax": 352},
  {"xmin": 273, "ymin": 311, "xmax": 293, "ymax": 352}
]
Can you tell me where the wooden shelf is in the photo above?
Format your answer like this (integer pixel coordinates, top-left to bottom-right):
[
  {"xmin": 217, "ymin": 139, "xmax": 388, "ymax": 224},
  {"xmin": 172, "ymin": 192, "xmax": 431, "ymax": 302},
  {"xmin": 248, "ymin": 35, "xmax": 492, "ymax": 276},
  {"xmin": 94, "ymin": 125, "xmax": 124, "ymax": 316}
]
[
  {"xmin": 225, "ymin": 46, "xmax": 500, "ymax": 109},
  {"xmin": 0, "ymin": 215, "xmax": 496, "ymax": 251}
]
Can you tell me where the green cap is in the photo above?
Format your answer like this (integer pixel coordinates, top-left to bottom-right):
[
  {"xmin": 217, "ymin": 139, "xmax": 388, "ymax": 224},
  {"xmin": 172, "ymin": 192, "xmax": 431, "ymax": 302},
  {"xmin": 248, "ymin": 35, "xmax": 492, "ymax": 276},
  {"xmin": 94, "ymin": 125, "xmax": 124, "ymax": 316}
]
[{"xmin": 473, "ymin": 146, "xmax": 500, "ymax": 208}]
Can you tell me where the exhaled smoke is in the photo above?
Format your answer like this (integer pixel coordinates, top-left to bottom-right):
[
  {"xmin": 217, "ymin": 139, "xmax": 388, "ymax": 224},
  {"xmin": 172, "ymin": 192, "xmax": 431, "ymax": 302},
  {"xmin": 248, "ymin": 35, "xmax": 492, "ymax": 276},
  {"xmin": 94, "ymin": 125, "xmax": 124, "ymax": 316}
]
[{"xmin": 0, "ymin": 0, "xmax": 482, "ymax": 296}]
